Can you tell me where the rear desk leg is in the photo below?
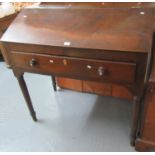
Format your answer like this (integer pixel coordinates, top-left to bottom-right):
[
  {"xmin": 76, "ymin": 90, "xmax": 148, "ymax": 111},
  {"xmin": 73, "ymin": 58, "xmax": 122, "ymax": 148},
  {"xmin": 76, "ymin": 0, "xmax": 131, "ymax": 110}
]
[
  {"xmin": 51, "ymin": 76, "xmax": 57, "ymax": 91},
  {"xmin": 14, "ymin": 70, "xmax": 37, "ymax": 121},
  {"xmin": 130, "ymin": 96, "xmax": 141, "ymax": 146}
]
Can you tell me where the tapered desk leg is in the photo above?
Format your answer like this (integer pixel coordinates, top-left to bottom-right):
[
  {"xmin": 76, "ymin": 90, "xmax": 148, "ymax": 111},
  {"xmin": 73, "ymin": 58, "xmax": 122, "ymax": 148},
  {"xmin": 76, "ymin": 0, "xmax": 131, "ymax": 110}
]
[
  {"xmin": 51, "ymin": 76, "xmax": 57, "ymax": 91},
  {"xmin": 17, "ymin": 74, "xmax": 37, "ymax": 122},
  {"xmin": 0, "ymin": 54, "xmax": 4, "ymax": 61},
  {"xmin": 130, "ymin": 96, "xmax": 140, "ymax": 146}
]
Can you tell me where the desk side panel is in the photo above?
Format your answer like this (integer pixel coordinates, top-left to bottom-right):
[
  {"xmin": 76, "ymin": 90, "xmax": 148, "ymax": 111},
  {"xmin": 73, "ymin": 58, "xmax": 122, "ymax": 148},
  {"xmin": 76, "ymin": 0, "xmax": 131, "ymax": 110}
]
[{"xmin": 0, "ymin": 42, "xmax": 12, "ymax": 67}]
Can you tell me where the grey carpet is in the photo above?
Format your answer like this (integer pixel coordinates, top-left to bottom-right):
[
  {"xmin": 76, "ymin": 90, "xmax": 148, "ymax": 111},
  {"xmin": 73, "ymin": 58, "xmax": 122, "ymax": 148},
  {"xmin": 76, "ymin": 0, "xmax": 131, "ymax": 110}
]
[{"xmin": 0, "ymin": 62, "xmax": 135, "ymax": 152}]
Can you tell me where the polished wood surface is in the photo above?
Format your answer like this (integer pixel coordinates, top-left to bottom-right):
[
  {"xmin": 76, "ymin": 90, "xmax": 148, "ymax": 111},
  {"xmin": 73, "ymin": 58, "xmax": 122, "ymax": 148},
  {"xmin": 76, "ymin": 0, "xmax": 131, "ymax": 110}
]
[
  {"xmin": 111, "ymin": 84, "xmax": 133, "ymax": 100},
  {"xmin": 1, "ymin": 6, "xmax": 154, "ymax": 151},
  {"xmin": 57, "ymin": 77, "xmax": 82, "ymax": 92},
  {"xmin": 57, "ymin": 77, "xmax": 133, "ymax": 100},
  {"xmin": 10, "ymin": 51, "xmax": 136, "ymax": 84},
  {"xmin": 1, "ymin": 7, "xmax": 155, "ymax": 53},
  {"xmin": 83, "ymin": 81, "xmax": 111, "ymax": 96},
  {"xmin": 42, "ymin": 2, "xmax": 155, "ymax": 102}
]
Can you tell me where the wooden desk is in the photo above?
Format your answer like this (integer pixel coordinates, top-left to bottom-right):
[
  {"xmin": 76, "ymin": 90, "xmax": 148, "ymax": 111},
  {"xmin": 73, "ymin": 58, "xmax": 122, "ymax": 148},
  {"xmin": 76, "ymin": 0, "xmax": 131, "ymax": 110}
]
[{"xmin": 1, "ymin": 6, "xmax": 155, "ymax": 150}]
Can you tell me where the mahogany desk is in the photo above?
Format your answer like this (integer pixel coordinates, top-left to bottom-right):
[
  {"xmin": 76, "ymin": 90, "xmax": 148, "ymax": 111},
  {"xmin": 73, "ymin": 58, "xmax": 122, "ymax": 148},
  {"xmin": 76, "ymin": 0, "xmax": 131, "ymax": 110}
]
[{"xmin": 1, "ymin": 7, "xmax": 155, "ymax": 150}]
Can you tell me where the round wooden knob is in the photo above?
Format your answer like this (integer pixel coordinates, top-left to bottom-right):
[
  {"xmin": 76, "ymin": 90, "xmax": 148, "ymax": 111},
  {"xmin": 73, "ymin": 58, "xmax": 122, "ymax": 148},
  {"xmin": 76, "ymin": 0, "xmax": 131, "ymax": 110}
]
[
  {"xmin": 87, "ymin": 65, "xmax": 92, "ymax": 69},
  {"xmin": 29, "ymin": 59, "xmax": 37, "ymax": 67},
  {"xmin": 98, "ymin": 66, "xmax": 106, "ymax": 76}
]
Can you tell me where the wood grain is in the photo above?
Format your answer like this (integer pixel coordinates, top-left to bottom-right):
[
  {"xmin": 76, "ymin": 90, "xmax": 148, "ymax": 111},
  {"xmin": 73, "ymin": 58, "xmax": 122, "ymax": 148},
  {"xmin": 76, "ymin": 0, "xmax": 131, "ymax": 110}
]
[
  {"xmin": 57, "ymin": 77, "xmax": 82, "ymax": 91},
  {"xmin": 83, "ymin": 81, "xmax": 111, "ymax": 96},
  {"xmin": 1, "ymin": 7, "xmax": 155, "ymax": 53},
  {"xmin": 57, "ymin": 78, "xmax": 133, "ymax": 100},
  {"xmin": 0, "ymin": 7, "xmax": 152, "ymax": 148},
  {"xmin": 10, "ymin": 51, "xmax": 137, "ymax": 84}
]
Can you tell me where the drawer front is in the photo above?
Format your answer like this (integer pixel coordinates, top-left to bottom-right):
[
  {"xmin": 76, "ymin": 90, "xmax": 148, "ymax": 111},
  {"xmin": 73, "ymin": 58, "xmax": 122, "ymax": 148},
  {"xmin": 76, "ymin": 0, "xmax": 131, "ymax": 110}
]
[{"xmin": 11, "ymin": 52, "xmax": 136, "ymax": 84}]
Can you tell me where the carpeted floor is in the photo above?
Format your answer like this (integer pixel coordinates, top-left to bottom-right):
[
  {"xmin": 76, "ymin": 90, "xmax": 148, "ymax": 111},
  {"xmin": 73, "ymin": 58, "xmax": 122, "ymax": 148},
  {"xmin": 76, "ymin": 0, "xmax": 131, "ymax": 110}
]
[{"xmin": 0, "ymin": 62, "xmax": 135, "ymax": 152}]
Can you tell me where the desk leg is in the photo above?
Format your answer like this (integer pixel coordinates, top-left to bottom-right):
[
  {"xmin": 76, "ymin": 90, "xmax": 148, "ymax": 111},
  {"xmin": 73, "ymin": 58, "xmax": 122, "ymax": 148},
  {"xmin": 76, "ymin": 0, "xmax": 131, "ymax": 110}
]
[
  {"xmin": 130, "ymin": 96, "xmax": 140, "ymax": 146},
  {"xmin": 16, "ymin": 73, "xmax": 37, "ymax": 122},
  {"xmin": 51, "ymin": 76, "xmax": 57, "ymax": 91}
]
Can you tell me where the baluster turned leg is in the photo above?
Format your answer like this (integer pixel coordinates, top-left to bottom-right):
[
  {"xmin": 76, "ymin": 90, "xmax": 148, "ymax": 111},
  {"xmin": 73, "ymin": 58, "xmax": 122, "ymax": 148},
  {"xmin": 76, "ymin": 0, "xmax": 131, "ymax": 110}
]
[
  {"xmin": 16, "ymin": 73, "xmax": 37, "ymax": 121},
  {"xmin": 130, "ymin": 96, "xmax": 141, "ymax": 146},
  {"xmin": 51, "ymin": 76, "xmax": 57, "ymax": 91}
]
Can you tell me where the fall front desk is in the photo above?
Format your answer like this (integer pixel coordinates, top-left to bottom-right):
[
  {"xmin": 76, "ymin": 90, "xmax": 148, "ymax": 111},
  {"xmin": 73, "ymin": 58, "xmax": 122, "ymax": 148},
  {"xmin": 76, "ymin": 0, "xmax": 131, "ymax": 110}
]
[{"xmin": 1, "ymin": 6, "xmax": 155, "ymax": 151}]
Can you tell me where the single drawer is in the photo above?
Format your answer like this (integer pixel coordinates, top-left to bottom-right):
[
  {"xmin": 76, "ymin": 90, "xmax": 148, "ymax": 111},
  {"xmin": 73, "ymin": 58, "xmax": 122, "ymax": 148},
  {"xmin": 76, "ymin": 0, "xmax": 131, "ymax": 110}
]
[{"xmin": 11, "ymin": 52, "xmax": 136, "ymax": 84}]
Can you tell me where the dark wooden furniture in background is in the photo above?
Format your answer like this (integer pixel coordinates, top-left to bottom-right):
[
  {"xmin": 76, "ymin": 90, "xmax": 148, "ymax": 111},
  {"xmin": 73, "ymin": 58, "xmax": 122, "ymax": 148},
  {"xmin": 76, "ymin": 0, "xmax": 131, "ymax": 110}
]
[
  {"xmin": 0, "ymin": 13, "xmax": 17, "ymax": 62},
  {"xmin": 57, "ymin": 77, "xmax": 133, "ymax": 100},
  {"xmin": 40, "ymin": 2, "xmax": 155, "ymax": 100},
  {"xmin": 135, "ymin": 42, "xmax": 155, "ymax": 151},
  {"xmin": 1, "ymin": 6, "xmax": 155, "ymax": 151}
]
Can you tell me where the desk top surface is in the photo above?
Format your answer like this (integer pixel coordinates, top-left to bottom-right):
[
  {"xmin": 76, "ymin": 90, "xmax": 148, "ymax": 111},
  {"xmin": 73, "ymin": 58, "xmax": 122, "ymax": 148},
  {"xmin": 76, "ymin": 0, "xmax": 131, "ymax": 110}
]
[{"xmin": 1, "ymin": 7, "xmax": 155, "ymax": 53}]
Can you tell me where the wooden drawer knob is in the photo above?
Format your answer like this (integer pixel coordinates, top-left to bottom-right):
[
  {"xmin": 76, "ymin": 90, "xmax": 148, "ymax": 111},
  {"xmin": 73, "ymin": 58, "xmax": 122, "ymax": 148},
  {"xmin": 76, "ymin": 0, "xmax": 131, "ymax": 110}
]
[
  {"xmin": 98, "ymin": 66, "xmax": 106, "ymax": 76},
  {"xmin": 87, "ymin": 65, "xmax": 92, "ymax": 69},
  {"xmin": 29, "ymin": 59, "xmax": 37, "ymax": 67}
]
